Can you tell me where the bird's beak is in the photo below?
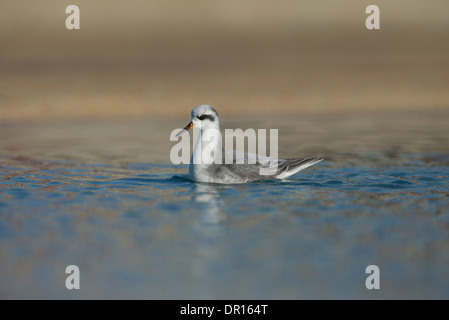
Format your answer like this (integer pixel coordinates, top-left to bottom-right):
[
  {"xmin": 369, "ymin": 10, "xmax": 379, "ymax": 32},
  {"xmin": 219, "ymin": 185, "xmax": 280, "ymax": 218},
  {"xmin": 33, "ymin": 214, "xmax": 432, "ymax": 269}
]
[{"xmin": 175, "ymin": 121, "xmax": 193, "ymax": 137}]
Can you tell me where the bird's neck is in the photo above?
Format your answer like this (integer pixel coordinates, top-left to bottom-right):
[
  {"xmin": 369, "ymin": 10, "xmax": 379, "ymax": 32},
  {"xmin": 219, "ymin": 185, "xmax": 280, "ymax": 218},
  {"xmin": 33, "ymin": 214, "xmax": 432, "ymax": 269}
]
[{"xmin": 192, "ymin": 126, "xmax": 222, "ymax": 165}]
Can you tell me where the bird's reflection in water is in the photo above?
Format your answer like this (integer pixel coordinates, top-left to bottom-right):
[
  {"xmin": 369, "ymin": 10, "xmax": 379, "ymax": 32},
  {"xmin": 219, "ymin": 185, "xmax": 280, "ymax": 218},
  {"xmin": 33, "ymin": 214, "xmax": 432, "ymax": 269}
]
[
  {"xmin": 192, "ymin": 183, "xmax": 227, "ymax": 225},
  {"xmin": 189, "ymin": 183, "xmax": 231, "ymax": 289}
]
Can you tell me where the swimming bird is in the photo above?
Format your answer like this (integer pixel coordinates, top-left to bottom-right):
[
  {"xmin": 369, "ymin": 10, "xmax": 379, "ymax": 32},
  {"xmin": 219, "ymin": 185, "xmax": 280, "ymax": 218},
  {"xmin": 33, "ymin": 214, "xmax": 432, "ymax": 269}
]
[{"xmin": 176, "ymin": 105, "xmax": 322, "ymax": 184}]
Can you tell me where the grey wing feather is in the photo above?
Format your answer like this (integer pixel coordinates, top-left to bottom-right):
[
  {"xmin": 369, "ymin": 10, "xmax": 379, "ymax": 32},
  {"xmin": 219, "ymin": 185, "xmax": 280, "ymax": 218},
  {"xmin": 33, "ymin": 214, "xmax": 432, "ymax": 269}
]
[{"xmin": 219, "ymin": 147, "xmax": 323, "ymax": 181}]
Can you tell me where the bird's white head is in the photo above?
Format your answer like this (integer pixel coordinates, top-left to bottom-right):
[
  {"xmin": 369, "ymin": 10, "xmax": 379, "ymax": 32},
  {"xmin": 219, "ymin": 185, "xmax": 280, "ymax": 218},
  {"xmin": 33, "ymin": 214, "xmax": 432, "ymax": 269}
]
[
  {"xmin": 176, "ymin": 104, "xmax": 220, "ymax": 137},
  {"xmin": 191, "ymin": 105, "xmax": 219, "ymax": 130}
]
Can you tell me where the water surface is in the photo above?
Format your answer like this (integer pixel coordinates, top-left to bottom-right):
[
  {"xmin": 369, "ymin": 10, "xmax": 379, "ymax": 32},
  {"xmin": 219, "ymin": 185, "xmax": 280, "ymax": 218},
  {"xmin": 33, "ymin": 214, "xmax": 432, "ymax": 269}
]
[{"xmin": 1, "ymin": 112, "xmax": 449, "ymax": 299}]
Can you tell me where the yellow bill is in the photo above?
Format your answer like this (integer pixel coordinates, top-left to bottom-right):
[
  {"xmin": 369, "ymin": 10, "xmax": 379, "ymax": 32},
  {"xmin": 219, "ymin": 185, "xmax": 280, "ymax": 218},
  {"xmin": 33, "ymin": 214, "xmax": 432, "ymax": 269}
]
[{"xmin": 175, "ymin": 121, "xmax": 193, "ymax": 137}]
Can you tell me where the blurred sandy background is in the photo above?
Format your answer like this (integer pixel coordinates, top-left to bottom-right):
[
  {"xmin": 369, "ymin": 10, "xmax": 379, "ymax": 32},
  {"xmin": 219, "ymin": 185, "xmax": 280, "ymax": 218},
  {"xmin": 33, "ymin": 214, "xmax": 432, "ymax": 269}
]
[{"xmin": 0, "ymin": 0, "xmax": 448, "ymax": 122}]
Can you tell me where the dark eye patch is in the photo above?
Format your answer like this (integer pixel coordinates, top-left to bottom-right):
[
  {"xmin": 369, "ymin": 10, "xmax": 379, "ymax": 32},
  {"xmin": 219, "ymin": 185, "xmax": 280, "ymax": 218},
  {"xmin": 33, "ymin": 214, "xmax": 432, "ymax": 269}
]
[{"xmin": 197, "ymin": 114, "xmax": 215, "ymax": 121}]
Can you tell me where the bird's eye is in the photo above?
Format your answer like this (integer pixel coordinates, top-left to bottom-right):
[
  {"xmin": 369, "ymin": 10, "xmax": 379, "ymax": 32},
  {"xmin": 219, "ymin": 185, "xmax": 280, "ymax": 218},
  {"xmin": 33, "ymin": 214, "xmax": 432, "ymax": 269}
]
[{"xmin": 196, "ymin": 114, "xmax": 215, "ymax": 122}]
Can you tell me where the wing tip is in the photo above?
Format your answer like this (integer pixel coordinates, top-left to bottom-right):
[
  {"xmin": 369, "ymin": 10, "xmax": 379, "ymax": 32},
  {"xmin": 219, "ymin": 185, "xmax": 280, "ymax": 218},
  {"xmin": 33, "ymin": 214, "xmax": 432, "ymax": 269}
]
[
  {"xmin": 313, "ymin": 156, "xmax": 324, "ymax": 164},
  {"xmin": 272, "ymin": 155, "xmax": 323, "ymax": 179}
]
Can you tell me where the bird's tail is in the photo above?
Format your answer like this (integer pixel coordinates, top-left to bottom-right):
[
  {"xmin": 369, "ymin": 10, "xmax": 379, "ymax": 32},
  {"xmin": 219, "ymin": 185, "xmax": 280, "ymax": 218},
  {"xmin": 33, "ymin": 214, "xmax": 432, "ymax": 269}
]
[{"xmin": 273, "ymin": 156, "xmax": 323, "ymax": 179}]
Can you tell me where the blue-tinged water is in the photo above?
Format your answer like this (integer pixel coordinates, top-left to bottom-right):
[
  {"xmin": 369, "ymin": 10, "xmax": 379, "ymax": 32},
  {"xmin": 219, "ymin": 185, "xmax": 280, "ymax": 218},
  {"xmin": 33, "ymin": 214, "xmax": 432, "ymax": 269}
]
[{"xmin": 1, "ymin": 115, "xmax": 449, "ymax": 299}]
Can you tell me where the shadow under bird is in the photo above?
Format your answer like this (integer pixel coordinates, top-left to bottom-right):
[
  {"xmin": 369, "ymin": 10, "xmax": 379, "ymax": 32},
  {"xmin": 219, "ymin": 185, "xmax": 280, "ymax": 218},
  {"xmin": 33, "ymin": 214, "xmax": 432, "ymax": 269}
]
[{"xmin": 176, "ymin": 105, "xmax": 323, "ymax": 184}]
